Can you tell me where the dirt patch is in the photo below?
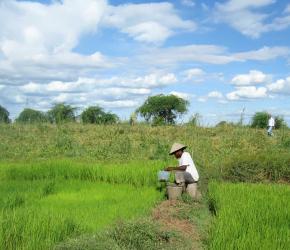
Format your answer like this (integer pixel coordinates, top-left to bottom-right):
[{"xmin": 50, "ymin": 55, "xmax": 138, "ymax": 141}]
[{"xmin": 152, "ymin": 200, "xmax": 202, "ymax": 249}]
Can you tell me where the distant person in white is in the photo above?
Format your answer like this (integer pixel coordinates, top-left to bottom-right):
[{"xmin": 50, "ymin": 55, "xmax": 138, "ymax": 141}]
[
  {"xmin": 165, "ymin": 143, "xmax": 199, "ymax": 184},
  {"xmin": 267, "ymin": 115, "xmax": 275, "ymax": 136}
]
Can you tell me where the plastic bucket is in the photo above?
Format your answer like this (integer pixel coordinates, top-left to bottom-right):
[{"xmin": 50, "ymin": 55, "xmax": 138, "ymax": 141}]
[
  {"xmin": 158, "ymin": 170, "xmax": 170, "ymax": 182},
  {"xmin": 166, "ymin": 184, "xmax": 182, "ymax": 200}
]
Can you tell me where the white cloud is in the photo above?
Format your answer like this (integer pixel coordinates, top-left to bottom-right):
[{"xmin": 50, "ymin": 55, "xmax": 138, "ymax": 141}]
[
  {"xmin": 233, "ymin": 46, "xmax": 290, "ymax": 61},
  {"xmin": 0, "ymin": 0, "xmax": 111, "ymax": 85},
  {"xmin": 226, "ymin": 86, "xmax": 268, "ymax": 100},
  {"xmin": 267, "ymin": 77, "xmax": 290, "ymax": 94},
  {"xmin": 231, "ymin": 70, "xmax": 270, "ymax": 86},
  {"xmin": 183, "ymin": 68, "xmax": 205, "ymax": 81},
  {"xmin": 138, "ymin": 45, "xmax": 289, "ymax": 66},
  {"xmin": 214, "ymin": 0, "xmax": 290, "ymax": 38},
  {"xmin": 9, "ymin": 71, "xmax": 179, "ymax": 115},
  {"xmin": 0, "ymin": 0, "xmax": 106, "ymax": 54},
  {"xmin": 197, "ymin": 91, "xmax": 226, "ymax": 104},
  {"xmin": 169, "ymin": 91, "xmax": 191, "ymax": 100},
  {"xmin": 102, "ymin": 2, "xmax": 196, "ymax": 43},
  {"xmin": 97, "ymin": 100, "xmax": 139, "ymax": 108}
]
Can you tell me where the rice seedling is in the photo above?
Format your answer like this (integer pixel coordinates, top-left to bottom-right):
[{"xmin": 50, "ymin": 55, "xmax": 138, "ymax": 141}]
[
  {"xmin": 0, "ymin": 180, "xmax": 162, "ymax": 250},
  {"xmin": 208, "ymin": 182, "xmax": 290, "ymax": 250}
]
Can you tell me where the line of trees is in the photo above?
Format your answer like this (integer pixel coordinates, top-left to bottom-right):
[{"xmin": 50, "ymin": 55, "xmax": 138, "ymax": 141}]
[
  {"xmin": 0, "ymin": 103, "xmax": 119, "ymax": 125},
  {"xmin": 0, "ymin": 95, "xmax": 287, "ymax": 128}
]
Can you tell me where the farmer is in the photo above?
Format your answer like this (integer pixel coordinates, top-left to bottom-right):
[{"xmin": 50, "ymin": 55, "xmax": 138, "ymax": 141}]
[
  {"xmin": 267, "ymin": 115, "xmax": 275, "ymax": 136},
  {"xmin": 165, "ymin": 143, "xmax": 199, "ymax": 184}
]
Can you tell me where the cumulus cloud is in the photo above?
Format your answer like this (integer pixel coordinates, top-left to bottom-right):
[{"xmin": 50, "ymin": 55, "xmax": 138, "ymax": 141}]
[
  {"xmin": 267, "ymin": 77, "xmax": 290, "ymax": 95},
  {"xmin": 102, "ymin": 2, "xmax": 196, "ymax": 43},
  {"xmin": 2, "ymin": 72, "xmax": 179, "ymax": 118},
  {"xmin": 197, "ymin": 91, "xmax": 227, "ymax": 104},
  {"xmin": 214, "ymin": 0, "xmax": 290, "ymax": 38},
  {"xmin": 0, "ymin": 0, "xmax": 106, "ymax": 53},
  {"xmin": 0, "ymin": 0, "xmax": 112, "ymax": 85},
  {"xmin": 226, "ymin": 86, "xmax": 268, "ymax": 100},
  {"xmin": 231, "ymin": 70, "xmax": 270, "ymax": 86}
]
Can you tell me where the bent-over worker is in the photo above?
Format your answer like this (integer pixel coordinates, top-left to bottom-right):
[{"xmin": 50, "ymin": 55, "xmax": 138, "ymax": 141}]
[{"xmin": 165, "ymin": 143, "xmax": 199, "ymax": 184}]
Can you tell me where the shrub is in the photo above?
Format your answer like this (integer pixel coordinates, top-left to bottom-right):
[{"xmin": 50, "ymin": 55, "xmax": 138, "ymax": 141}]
[
  {"xmin": 16, "ymin": 108, "xmax": 48, "ymax": 123},
  {"xmin": 0, "ymin": 105, "xmax": 10, "ymax": 123},
  {"xmin": 251, "ymin": 112, "xmax": 269, "ymax": 128}
]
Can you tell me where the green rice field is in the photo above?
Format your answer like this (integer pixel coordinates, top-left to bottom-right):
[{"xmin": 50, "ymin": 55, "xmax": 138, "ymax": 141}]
[
  {"xmin": 0, "ymin": 161, "xmax": 163, "ymax": 250},
  {"xmin": 208, "ymin": 182, "xmax": 290, "ymax": 250}
]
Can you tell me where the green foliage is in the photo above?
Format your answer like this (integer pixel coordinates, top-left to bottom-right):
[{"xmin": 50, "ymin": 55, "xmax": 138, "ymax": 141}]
[
  {"xmin": 275, "ymin": 116, "xmax": 287, "ymax": 129},
  {"xmin": 251, "ymin": 112, "xmax": 269, "ymax": 128},
  {"xmin": 215, "ymin": 121, "xmax": 236, "ymax": 127},
  {"xmin": 223, "ymin": 152, "xmax": 290, "ymax": 182},
  {"xmin": 0, "ymin": 105, "xmax": 10, "ymax": 123},
  {"xmin": 16, "ymin": 108, "xmax": 48, "ymax": 123},
  {"xmin": 81, "ymin": 106, "xmax": 119, "ymax": 124},
  {"xmin": 208, "ymin": 182, "xmax": 290, "ymax": 250},
  {"xmin": 47, "ymin": 103, "xmax": 76, "ymax": 124},
  {"xmin": 251, "ymin": 112, "xmax": 286, "ymax": 129},
  {"xmin": 137, "ymin": 94, "xmax": 189, "ymax": 125}
]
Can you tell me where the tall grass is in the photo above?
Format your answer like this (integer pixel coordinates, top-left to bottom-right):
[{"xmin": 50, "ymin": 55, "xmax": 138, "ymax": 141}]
[{"xmin": 208, "ymin": 182, "xmax": 290, "ymax": 250}]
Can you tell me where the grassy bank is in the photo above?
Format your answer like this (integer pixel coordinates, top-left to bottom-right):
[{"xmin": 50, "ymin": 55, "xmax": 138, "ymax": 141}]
[{"xmin": 1, "ymin": 123, "xmax": 289, "ymax": 183}]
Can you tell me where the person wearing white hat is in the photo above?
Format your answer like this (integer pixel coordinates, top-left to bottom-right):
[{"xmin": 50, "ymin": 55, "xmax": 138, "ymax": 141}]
[{"xmin": 165, "ymin": 143, "xmax": 199, "ymax": 184}]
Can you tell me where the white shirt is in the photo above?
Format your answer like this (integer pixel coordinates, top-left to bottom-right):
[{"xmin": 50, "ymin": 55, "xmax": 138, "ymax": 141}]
[
  {"xmin": 178, "ymin": 152, "xmax": 199, "ymax": 181},
  {"xmin": 268, "ymin": 117, "xmax": 275, "ymax": 127}
]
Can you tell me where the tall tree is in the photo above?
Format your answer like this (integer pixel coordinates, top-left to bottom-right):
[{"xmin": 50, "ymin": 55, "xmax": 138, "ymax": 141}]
[
  {"xmin": 137, "ymin": 94, "xmax": 189, "ymax": 125},
  {"xmin": 16, "ymin": 108, "xmax": 47, "ymax": 123},
  {"xmin": 0, "ymin": 105, "xmax": 10, "ymax": 123},
  {"xmin": 47, "ymin": 103, "xmax": 76, "ymax": 124}
]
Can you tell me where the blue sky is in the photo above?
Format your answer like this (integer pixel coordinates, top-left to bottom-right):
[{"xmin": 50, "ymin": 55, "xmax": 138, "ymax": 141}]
[{"xmin": 0, "ymin": 0, "xmax": 290, "ymax": 125}]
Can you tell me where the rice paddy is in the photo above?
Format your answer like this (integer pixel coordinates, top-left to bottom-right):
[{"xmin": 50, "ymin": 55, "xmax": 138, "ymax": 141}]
[
  {"xmin": 1, "ymin": 124, "xmax": 290, "ymax": 249},
  {"xmin": 208, "ymin": 182, "xmax": 290, "ymax": 250},
  {"xmin": 0, "ymin": 173, "xmax": 162, "ymax": 249}
]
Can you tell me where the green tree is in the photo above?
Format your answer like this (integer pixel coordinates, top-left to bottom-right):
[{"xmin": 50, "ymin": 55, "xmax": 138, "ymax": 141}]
[
  {"xmin": 0, "ymin": 105, "xmax": 10, "ymax": 123},
  {"xmin": 251, "ymin": 112, "xmax": 286, "ymax": 129},
  {"xmin": 137, "ymin": 94, "xmax": 189, "ymax": 125},
  {"xmin": 16, "ymin": 108, "xmax": 47, "ymax": 123},
  {"xmin": 251, "ymin": 112, "xmax": 269, "ymax": 128},
  {"xmin": 47, "ymin": 103, "xmax": 76, "ymax": 124},
  {"xmin": 275, "ymin": 116, "xmax": 287, "ymax": 129},
  {"xmin": 81, "ymin": 106, "xmax": 119, "ymax": 124}
]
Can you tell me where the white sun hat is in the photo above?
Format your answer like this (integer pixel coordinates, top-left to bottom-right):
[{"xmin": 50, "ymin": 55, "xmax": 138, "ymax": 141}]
[{"xmin": 169, "ymin": 143, "xmax": 187, "ymax": 155}]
